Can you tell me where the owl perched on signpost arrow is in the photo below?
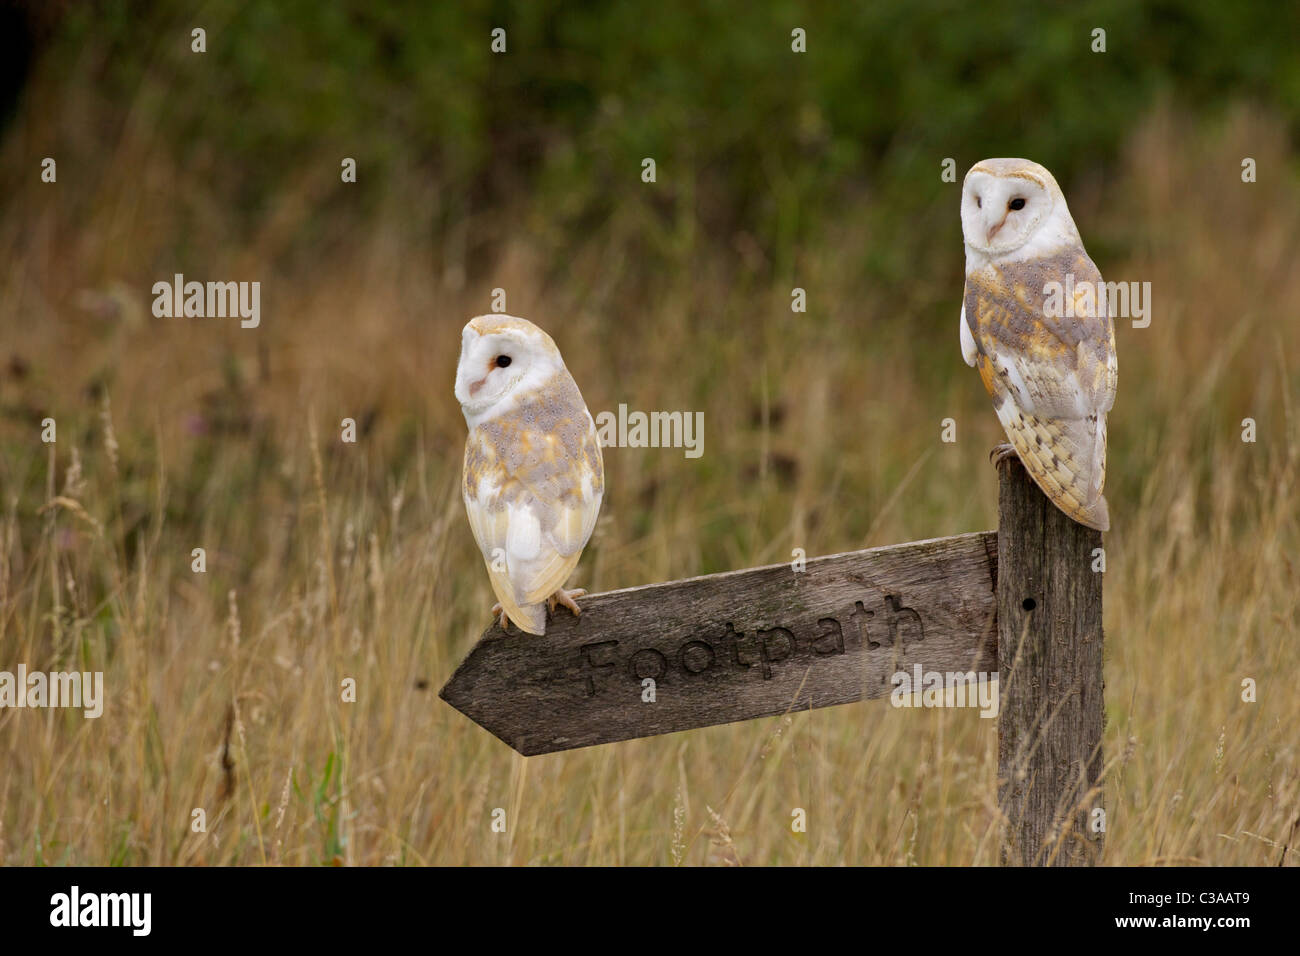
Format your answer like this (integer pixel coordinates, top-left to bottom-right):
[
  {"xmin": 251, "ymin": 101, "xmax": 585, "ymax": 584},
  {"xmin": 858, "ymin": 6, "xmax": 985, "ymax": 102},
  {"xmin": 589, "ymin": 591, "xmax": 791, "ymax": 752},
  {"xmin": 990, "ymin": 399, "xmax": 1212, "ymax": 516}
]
[
  {"xmin": 455, "ymin": 315, "xmax": 604, "ymax": 635},
  {"xmin": 959, "ymin": 158, "xmax": 1118, "ymax": 531}
]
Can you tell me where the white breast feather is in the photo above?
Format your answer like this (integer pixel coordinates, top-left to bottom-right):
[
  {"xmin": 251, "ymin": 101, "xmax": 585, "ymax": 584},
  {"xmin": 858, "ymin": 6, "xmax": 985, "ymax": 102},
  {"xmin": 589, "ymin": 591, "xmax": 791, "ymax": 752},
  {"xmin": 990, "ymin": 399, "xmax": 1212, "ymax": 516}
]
[
  {"xmin": 462, "ymin": 376, "xmax": 604, "ymax": 629},
  {"xmin": 959, "ymin": 304, "xmax": 978, "ymax": 367}
]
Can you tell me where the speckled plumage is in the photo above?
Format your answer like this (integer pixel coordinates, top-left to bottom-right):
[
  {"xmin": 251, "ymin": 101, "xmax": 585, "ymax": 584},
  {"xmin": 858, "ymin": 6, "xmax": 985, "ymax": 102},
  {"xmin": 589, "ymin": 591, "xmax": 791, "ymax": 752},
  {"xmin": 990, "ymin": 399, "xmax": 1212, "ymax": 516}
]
[
  {"xmin": 960, "ymin": 159, "xmax": 1117, "ymax": 531},
  {"xmin": 456, "ymin": 315, "xmax": 604, "ymax": 634}
]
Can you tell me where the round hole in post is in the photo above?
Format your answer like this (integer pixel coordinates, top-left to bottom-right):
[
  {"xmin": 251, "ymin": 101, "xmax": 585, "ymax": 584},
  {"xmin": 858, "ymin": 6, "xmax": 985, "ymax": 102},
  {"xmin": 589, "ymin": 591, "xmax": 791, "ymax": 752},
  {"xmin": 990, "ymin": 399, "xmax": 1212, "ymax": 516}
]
[{"xmin": 1022, "ymin": 597, "xmax": 1037, "ymax": 612}]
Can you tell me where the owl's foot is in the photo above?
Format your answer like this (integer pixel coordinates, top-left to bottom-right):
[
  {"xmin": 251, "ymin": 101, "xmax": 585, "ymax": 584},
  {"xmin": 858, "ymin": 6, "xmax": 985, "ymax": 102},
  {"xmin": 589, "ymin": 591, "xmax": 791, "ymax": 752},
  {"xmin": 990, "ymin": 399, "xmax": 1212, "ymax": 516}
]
[
  {"xmin": 989, "ymin": 443, "xmax": 1018, "ymax": 468},
  {"xmin": 491, "ymin": 602, "xmax": 512, "ymax": 633},
  {"xmin": 548, "ymin": 588, "xmax": 587, "ymax": 618}
]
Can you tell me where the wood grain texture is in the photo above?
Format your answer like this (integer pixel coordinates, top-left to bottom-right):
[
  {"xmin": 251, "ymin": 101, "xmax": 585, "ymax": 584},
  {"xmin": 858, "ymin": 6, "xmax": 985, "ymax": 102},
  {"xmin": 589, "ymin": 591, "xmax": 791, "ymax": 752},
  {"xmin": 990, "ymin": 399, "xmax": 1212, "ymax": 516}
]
[
  {"xmin": 996, "ymin": 456, "xmax": 1106, "ymax": 866},
  {"xmin": 441, "ymin": 532, "xmax": 998, "ymax": 755}
]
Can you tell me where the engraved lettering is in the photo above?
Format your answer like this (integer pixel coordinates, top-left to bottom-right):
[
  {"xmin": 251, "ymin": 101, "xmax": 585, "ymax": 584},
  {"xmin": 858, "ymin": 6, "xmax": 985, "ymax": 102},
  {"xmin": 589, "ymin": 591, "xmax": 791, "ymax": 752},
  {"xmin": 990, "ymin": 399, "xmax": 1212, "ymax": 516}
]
[
  {"xmin": 884, "ymin": 595, "xmax": 924, "ymax": 645},
  {"xmin": 575, "ymin": 595, "xmax": 929, "ymax": 697},
  {"xmin": 629, "ymin": 647, "xmax": 669, "ymax": 682},
  {"xmin": 812, "ymin": 618, "xmax": 845, "ymax": 656},
  {"xmin": 722, "ymin": 622, "xmax": 752, "ymax": 669},
  {"xmin": 757, "ymin": 627, "xmax": 795, "ymax": 679},
  {"xmin": 679, "ymin": 639, "xmax": 716, "ymax": 674},
  {"xmin": 580, "ymin": 640, "xmax": 619, "ymax": 697},
  {"xmin": 850, "ymin": 600, "xmax": 878, "ymax": 648}
]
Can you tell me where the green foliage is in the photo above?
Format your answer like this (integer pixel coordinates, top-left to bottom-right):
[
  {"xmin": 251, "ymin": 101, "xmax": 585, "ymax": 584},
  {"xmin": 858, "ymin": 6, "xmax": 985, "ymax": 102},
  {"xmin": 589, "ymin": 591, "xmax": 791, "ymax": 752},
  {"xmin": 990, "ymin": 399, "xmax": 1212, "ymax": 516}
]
[
  {"xmin": 30, "ymin": 0, "xmax": 1299, "ymax": 274},
  {"xmin": 296, "ymin": 750, "xmax": 347, "ymax": 865}
]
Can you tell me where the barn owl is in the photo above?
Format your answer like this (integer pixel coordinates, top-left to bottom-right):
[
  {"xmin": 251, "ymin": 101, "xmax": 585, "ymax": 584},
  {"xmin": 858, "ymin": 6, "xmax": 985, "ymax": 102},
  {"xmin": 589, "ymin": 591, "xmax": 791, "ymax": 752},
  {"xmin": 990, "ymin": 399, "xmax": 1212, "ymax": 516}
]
[
  {"xmin": 456, "ymin": 314, "xmax": 604, "ymax": 635},
  {"xmin": 959, "ymin": 158, "xmax": 1117, "ymax": 531}
]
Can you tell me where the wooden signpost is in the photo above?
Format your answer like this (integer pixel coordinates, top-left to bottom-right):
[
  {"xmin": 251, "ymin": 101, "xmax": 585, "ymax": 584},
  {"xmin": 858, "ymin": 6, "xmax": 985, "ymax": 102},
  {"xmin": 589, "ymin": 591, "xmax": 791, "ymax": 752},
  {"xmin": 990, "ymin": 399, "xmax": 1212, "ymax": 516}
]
[
  {"xmin": 441, "ymin": 458, "xmax": 1105, "ymax": 865},
  {"xmin": 442, "ymin": 530, "xmax": 999, "ymax": 754},
  {"xmin": 995, "ymin": 458, "xmax": 1106, "ymax": 866}
]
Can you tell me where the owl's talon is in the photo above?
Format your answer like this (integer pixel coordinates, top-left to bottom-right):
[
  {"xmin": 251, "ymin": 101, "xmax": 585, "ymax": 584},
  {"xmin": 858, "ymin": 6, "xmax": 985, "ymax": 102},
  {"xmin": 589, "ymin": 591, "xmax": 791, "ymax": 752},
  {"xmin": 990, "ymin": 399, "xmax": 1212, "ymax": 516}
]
[
  {"xmin": 989, "ymin": 443, "xmax": 1018, "ymax": 468},
  {"xmin": 548, "ymin": 588, "xmax": 586, "ymax": 618},
  {"xmin": 491, "ymin": 603, "xmax": 512, "ymax": 633}
]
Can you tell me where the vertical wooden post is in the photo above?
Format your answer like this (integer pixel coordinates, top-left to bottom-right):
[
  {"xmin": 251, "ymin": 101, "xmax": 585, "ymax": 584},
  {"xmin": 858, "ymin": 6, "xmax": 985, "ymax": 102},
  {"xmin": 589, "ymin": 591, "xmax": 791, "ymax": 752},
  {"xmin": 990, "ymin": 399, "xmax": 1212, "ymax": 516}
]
[{"xmin": 996, "ymin": 457, "xmax": 1105, "ymax": 865}]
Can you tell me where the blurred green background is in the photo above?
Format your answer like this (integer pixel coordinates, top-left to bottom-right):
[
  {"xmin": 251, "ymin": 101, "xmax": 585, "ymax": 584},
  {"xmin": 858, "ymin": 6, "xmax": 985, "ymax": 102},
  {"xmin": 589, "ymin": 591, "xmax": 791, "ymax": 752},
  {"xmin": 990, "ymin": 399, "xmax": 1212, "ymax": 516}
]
[{"xmin": 6, "ymin": 0, "xmax": 1299, "ymax": 286}]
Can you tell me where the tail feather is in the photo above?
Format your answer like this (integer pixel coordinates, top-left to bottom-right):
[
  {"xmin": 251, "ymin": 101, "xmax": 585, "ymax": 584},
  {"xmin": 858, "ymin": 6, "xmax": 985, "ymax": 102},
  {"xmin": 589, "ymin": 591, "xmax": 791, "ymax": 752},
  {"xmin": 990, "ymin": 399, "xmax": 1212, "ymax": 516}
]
[
  {"xmin": 486, "ymin": 563, "xmax": 548, "ymax": 635},
  {"xmin": 509, "ymin": 602, "xmax": 547, "ymax": 636},
  {"xmin": 996, "ymin": 402, "xmax": 1110, "ymax": 532},
  {"xmin": 499, "ymin": 596, "xmax": 547, "ymax": 636}
]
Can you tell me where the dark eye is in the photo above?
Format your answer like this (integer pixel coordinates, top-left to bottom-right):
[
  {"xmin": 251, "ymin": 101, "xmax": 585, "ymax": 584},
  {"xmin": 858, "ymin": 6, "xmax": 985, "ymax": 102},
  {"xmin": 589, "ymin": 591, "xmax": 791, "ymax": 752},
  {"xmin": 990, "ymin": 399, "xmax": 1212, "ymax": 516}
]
[
  {"xmin": 1008, "ymin": 198, "xmax": 1026, "ymax": 211},
  {"xmin": 494, "ymin": 355, "xmax": 512, "ymax": 368},
  {"xmin": 975, "ymin": 196, "xmax": 982, "ymax": 208}
]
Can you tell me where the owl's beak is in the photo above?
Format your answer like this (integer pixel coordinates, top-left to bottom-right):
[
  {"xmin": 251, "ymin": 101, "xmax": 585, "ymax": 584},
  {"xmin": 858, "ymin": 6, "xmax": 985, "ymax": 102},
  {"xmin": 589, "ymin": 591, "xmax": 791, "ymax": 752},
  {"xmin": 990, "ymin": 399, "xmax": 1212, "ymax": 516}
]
[
  {"xmin": 467, "ymin": 377, "xmax": 486, "ymax": 397},
  {"xmin": 986, "ymin": 213, "xmax": 1009, "ymax": 243}
]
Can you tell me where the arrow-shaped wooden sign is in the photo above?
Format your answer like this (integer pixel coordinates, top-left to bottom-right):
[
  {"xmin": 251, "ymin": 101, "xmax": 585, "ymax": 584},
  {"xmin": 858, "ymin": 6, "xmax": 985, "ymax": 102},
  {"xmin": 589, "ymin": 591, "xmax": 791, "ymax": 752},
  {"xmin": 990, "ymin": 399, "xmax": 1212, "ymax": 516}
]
[{"xmin": 441, "ymin": 530, "xmax": 1000, "ymax": 755}]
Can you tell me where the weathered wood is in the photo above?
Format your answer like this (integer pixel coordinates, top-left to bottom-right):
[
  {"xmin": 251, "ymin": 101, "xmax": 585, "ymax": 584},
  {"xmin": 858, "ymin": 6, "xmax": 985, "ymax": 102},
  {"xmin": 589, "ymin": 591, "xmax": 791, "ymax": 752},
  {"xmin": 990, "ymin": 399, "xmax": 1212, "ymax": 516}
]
[
  {"xmin": 996, "ymin": 457, "xmax": 1105, "ymax": 866},
  {"xmin": 441, "ymin": 532, "xmax": 998, "ymax": 755}
]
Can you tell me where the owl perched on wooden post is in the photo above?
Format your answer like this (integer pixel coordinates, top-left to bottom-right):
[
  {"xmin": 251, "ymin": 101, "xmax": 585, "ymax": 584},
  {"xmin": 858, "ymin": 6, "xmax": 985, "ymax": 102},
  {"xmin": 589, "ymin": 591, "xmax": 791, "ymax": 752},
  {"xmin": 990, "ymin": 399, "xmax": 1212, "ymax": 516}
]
[
  {"xmin": 455, "ymin": 315, "xmax": 604, "ymax": 635},
  {"xmin": 959, "ymin": 158, "xmax": 1117, "ymax": 531}
]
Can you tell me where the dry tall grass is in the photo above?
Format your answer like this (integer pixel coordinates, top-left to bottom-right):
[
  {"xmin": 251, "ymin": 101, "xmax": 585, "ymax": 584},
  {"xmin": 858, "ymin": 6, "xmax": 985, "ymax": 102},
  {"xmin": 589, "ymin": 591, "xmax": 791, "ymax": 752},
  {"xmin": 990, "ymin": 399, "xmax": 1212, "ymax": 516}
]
[{"xmin": 0, "ymin": 103, "xmax": 1296, "ymax": 865}]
